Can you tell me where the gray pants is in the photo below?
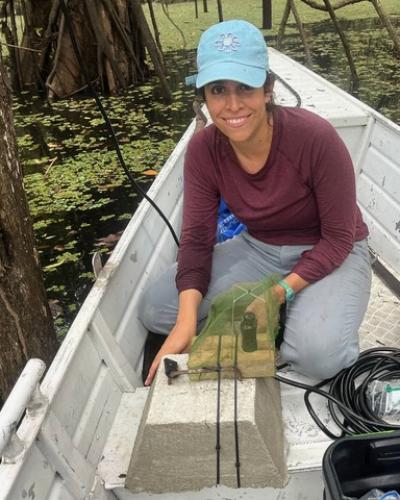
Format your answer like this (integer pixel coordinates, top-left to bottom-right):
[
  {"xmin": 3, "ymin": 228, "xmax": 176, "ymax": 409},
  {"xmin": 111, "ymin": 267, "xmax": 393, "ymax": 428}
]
[{"xmin": 138, "ymin": 233, "xmax": 372, "ymax": 379}]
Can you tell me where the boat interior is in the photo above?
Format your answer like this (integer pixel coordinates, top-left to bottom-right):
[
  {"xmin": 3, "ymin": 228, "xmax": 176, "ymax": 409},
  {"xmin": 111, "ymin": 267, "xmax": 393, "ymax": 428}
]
[{"xmin": 1, "ymin": 49, "xmax": 399, "ymax": 500}]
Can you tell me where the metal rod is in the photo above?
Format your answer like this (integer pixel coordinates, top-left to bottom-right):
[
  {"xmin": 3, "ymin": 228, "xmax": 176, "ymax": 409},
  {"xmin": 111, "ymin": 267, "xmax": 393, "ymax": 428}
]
[{"xmin": 0, "ymin": 359, "xmax": 46, "ymax": 457}]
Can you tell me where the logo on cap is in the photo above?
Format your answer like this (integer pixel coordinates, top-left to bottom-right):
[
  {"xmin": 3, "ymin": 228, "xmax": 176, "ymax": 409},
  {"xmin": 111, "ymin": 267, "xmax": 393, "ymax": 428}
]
[{"xmin": 215, "ymin": 33, "xmax": 240, "ymax": 52}]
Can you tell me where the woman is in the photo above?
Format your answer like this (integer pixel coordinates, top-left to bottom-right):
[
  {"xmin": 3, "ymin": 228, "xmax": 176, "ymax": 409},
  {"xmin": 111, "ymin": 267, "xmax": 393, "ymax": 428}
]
[{"xmin": 139, "ymin": 19, "xmax": 371, "ymax": 385}]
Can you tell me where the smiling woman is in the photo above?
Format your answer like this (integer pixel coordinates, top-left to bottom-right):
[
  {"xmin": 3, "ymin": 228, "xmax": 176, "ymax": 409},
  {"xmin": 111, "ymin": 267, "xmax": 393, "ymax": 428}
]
[
  {"xmin": 138, "ymin": 19, "xmax": 372, "ymax": 386},
  {"xmin": 204, "ymin": 80, "xmax": 273, "ymax": 172}
]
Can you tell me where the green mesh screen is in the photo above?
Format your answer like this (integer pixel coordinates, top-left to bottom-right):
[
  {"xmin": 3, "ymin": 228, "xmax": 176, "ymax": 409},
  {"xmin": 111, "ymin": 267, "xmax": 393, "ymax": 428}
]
[{"xmin": 188, "ymin": 274, "xmax": 282, "ymax": 380}]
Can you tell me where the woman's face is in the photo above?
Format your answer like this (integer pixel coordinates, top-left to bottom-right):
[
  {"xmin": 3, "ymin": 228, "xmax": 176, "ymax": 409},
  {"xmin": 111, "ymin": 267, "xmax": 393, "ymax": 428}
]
[{"xmin": 204, "ymin": 80, "xmax": 271, "ymax": 145}]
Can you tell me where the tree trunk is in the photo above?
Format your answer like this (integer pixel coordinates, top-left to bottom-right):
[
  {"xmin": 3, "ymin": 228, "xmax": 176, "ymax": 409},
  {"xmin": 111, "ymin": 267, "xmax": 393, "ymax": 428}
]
[
  {"xmin": 262, "ymin": 0, "xmax": 272, "ymax": 30},
  {"xmin": 321, "ymin": 0, "xmax": 359, "ymax": 90},
  {"xmin": 216, "ymin": 0, "xmax": 223, "ymax": 22},
  {"xmin": 0, "ymin": 56, "xmax": 58, "ymax": 403},
  {"xmin": 289, "ymin": 0, "xmax": 312, "ymax": 67},
  {"xmin": 131, "ymin": 0, "xmax": 172, "ymax": 101},
  {"xmin": 277, "ymin": 0, "xmax": 291, "ymax": 49},
  {"xmin": 370, "ymin": 0, "xmax": 400, "ymax": 54},
  {"xmin": 18, "ymin": 0, "xmax": 53, "ymax": 89},
  {"xmin": 147, "ymin": 0, "xmax": 163, "ymax": 56},
  {"xmin": 3, "ymin": 0, "xmax": 171, "ymax": 99}
]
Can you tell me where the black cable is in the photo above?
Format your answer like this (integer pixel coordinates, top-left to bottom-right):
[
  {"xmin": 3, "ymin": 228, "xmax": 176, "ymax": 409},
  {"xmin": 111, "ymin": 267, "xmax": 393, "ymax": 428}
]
[
  {"xmin": 275, "ymin": 347, "xmax": 400, "ymax": 439},
  {"xmin": 272, "ymin": 70, "xmax": 302, "ymax": 108},
  {"xmin": 58, "ymin": 0, "xmax": 180, "ymax": 248},
  {"xmin": 215, "ymin": 338, "xmax": 222, "ymax": 485},
  {"xmin": 233, "ymin": 371, "xmax": 241, "ymax": 487},
  {"xmin": 233, "ymin": 323, "xmax": 241, "ymax": 488},
  {"xmin": 327, "ymin": 349, "xmax": 400, "ymax": 435}
]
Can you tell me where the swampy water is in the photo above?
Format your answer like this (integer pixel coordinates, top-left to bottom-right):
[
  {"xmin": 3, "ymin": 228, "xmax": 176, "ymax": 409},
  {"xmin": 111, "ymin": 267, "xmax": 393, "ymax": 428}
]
[{"xmin": 15, "ymin": 15, "xmax": 400, "ymax": 337}]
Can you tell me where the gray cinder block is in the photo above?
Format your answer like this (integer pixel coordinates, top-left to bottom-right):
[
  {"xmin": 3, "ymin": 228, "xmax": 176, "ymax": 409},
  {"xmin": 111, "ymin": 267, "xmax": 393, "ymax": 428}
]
[{"xmin": 126, "ymin": 354, "xmax": 287, "ymax": 494}]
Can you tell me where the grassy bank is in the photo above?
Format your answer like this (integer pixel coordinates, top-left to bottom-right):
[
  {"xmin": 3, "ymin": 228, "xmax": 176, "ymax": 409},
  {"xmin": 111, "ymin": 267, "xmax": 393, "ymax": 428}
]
[
  {"xmin": 144, "ymin": 0, "xmax": 400, "ymax": 124},
  {"xmin": 144, "ymin": 0, "xmax": 400, "ymax": 50}
]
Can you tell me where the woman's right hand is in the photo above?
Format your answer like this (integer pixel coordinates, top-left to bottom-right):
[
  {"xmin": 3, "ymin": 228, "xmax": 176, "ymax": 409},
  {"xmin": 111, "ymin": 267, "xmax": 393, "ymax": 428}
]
[
  {"xmin": 144, "ymin": 288, "xmax": 202, "ymax": 386},
  {"xmin": 144, "ymin": 321, "xmax": 196, "ymax": 386}
]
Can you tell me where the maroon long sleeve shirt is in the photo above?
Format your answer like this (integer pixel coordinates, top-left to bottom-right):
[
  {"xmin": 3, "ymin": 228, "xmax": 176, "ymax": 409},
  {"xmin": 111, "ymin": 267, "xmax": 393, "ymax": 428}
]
[{"xmin": 176, "ymin": 105, "xmax": 369, "ymax": 296}]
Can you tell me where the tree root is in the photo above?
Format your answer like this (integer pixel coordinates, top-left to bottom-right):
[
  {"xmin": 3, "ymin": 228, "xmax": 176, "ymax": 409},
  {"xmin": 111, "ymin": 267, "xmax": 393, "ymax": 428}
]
[
  {"xmin": 290, "ymin": 0, "xmax": 312, "ymax": 67},
  {"xmin": 132, "ymin": 0, "xmax": 172, "ymax": 101},
  {"xmin": 161, "ymin": 0, "xmax": 186, "ymax": 48},
  {"xmin": 321, "ymin": 0, "xmax": 359, "ymax": 90}
]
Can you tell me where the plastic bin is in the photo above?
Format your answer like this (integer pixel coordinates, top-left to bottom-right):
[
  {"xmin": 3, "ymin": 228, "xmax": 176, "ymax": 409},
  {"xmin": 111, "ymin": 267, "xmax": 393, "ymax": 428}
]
[{"xmin": 323, "ymin": 432, "xmax": 400, "ymax": 500}]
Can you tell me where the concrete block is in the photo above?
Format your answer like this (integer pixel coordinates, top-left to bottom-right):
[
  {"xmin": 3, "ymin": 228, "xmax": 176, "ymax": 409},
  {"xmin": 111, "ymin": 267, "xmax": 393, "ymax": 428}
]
[{"xmin": 126, "ymin": 354, "xmax": 287, "ymax": 494}]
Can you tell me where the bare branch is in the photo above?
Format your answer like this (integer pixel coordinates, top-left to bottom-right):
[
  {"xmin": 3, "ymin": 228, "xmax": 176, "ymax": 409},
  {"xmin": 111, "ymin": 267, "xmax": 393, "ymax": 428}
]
[
  {"xmin": 289, "ymin": 0, "xmax": 313, "ymax": 67},
  {"xmin": 147, "ymin": 0, "xmax": 163, "ymax": 56},
  {"xmin": 277, "ymin": 0, "xmax": 292, "ymax": 49},
  {"xmin": 38, "ymin": 0, "xmax": 61, "ymax": 72},
  {"xmin": 45, "ymin": 12, "xmax": 65, "ymax": 94},
  {"xmin": 160, "ymin": 0, "xmax": 186, "ymax": 48},
  {"xmin": 0, "ymin": 41, "xmax": 41, "ymax": 52},
  {"xmin": 370, "ymin": 0, "xmax": 400, "ymax": 53},
  {"xmin": 299, "ymin": 0, "xmax": 367, "ymax": 10},
  {"xmin": 321, "ymin": 0, "xmax": 358, "ymax": 89}
]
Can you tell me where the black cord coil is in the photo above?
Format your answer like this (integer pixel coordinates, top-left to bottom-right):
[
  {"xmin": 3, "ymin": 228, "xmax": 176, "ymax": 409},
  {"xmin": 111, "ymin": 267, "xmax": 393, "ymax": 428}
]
[{"xmin": 275, "ymin": 347, "xmax": 400, "ymax": 439}]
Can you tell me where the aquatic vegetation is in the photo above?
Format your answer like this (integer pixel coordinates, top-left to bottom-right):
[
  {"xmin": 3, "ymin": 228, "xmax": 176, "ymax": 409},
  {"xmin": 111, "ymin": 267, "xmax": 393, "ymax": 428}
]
[
  {"xmin": 13, "ymin": 57, "xmax": 194, "ymax": 336},
  {"xmin": 277, "ymin": 16, "xmax": 400, "ymax": 124}
]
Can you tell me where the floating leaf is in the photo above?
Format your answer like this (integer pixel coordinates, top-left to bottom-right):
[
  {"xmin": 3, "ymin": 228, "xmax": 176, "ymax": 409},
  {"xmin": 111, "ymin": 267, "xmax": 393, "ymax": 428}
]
[
  {"xmin": 142, "ymin": 169, "xmax": 158, "ymax": 176},
  {"xmin": 44, "ymin": 251, "xmax": 81, "ymax": 272}
]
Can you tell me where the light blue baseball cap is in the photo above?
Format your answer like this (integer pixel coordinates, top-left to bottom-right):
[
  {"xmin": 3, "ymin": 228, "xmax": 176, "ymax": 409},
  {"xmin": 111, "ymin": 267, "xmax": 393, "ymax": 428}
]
[{"xmin": 185, "ymin": 20, "xmax": 269, "ymax": 89}]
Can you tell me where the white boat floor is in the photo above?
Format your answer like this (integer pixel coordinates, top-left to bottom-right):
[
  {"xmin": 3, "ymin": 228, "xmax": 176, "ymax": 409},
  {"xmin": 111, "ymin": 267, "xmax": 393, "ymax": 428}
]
[
  {"xmin": 359, "ymin": 273, "xmax": 400, "ymax": 351},
  {"xmin": 98, "ymin": 270, "xmax": 399, "ymax": 500}
]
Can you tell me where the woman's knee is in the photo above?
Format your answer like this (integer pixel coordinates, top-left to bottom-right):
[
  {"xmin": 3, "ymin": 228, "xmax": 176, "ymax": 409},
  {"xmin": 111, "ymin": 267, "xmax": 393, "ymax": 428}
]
[
  {"xmin": 137, "ymin": 267, "xmax": 178, "ymax": 334},
  {"xmin": 280, "ymin": 262, "xmax": 370, "ymax": 379},
  {"xmin": 314, "ymin": 346, "xmax": 358, "ymax": 379},
  {"xmin": 138, "ymin": 285, "xmax": 161, "ymax": 332},
  {"xmin": 296, "ymin": 345, "xmax": 358, "ymax": 379},
  {"xmin": 280, "ymin": 323, "xmax": 359, "ymax": 379}
]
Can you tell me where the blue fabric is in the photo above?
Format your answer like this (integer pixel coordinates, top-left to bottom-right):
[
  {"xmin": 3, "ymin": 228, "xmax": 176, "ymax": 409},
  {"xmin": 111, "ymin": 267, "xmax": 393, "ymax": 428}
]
[
  {"xmin": 216, "ymin": 199, "xmax": 247, "ymax": 242},
  {"xmin": 380, "ymin": 492, "xmax": 400, "ymax": 500}
]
